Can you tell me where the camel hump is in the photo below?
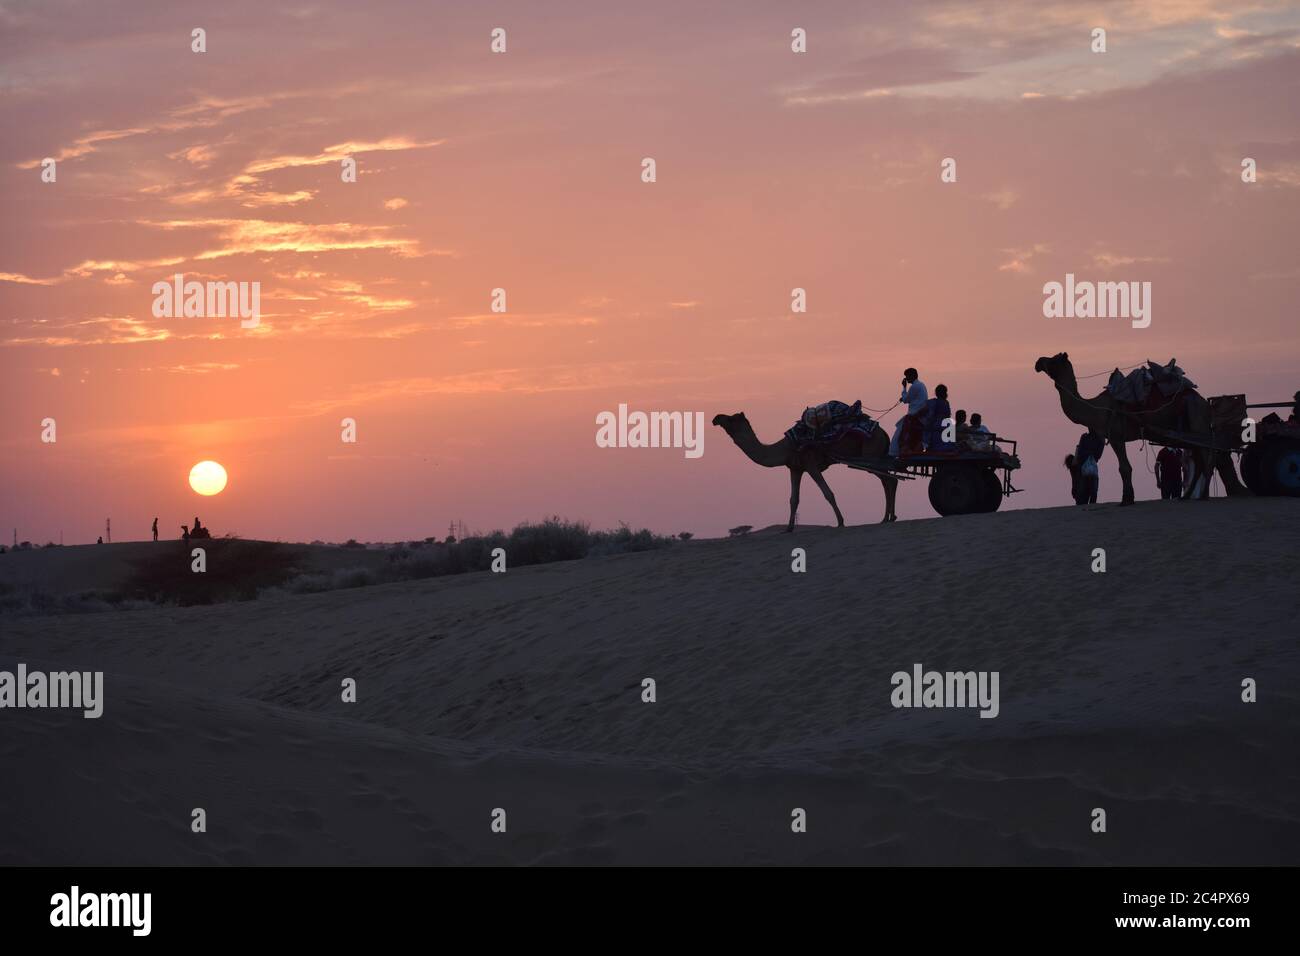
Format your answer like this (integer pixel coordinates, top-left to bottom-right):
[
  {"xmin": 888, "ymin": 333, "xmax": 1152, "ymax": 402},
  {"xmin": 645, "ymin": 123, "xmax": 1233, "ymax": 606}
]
[
  {"xmin": 1107, "ymin": 359, "xmax": 1197, "ymax": 406},
  {"xmin": 789, "ymin": 400, "xmax": 877, "ymax": 447},
  {"xmin": 801, "ymin": 399, "xmax": 862, "ymax": 432}
]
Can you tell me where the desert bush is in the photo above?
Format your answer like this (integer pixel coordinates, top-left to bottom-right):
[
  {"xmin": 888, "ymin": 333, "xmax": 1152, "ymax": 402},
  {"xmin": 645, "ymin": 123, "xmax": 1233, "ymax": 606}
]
[
  {"xmin": 123, "ymin": 537, "xmax": 303, "ymax": 606},
  {"xmin": 0, "ymin": 582, "xmax": 155, "ymax": 617}
]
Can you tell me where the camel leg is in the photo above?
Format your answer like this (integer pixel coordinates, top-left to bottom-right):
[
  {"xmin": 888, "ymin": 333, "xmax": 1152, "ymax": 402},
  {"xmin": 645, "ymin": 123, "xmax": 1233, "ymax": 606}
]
[
  {"xmin": 1197, "ymin": 450, "xmax": 1212, "ymax": 498},
  {"xmin": 1215, "ymin": 450, "xmax": 1249, "ymax": 497},
  {"xmin": 787, "ymin": 467, "xmax": 802, "ymax": 533},
  {"xmin": 879, "ymin": 474, "xmax": 898, "ymax": 523},
  {"xmin": 1180, "ymin": 452, "xmax": 1197, "ymax": 499},
  {"xmin": 1184, "ymin": 449, "xmax": 1210, "ymax": 499},
  {"xmin": 1111, "ymin": 436, "xmax": 1136, "ymax": 505},
  {"xmin": 808, "ymin": 468, "xmax": 845, "ymax": 527}
]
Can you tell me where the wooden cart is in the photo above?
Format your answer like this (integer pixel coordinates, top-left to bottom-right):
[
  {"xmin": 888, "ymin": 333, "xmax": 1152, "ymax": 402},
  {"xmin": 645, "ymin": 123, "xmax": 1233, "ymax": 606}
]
[
  {"xmin": 1136, "ymin": 394, "xmax": 1299, "ymax": 497},
  {"xmin": 835, "ymin": 436, "xmax": 1023, "ymax": 516}
]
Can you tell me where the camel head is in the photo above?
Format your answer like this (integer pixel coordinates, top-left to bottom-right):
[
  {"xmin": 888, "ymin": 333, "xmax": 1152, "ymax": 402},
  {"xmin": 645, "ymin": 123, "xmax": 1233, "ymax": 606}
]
[
  {"xmin": 711, "ymin": 412, "xmax": 749, "ymax": 435},
  {"xmin": 1034, "ymin": 352, "xmax": 1071, "ymax": 381}
]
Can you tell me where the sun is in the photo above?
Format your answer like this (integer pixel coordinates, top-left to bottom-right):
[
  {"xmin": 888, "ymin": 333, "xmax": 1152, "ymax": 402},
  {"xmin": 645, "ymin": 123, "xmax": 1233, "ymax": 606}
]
[{"xmin": 189, "ymin": 460, "xmax": 228, "ymax": 496}]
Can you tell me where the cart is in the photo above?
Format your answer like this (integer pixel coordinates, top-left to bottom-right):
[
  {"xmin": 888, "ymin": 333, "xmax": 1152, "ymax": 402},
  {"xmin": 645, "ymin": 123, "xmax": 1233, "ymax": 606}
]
[
  {"xmin": 1134, "ymin": 394, "xmax": 1299, "ymax": 498},
  {"xmin": 1230, "ymin": 397, "xmax": 1299, "ymax": 497},
  {"xmin": 834, "ymin": 436, "xmax": 1023, "ymax": 517}
]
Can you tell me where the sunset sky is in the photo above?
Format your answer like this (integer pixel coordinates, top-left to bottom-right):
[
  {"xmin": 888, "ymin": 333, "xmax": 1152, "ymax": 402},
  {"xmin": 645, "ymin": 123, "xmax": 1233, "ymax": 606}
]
[{"xmin": 2, "ymin": 0, "xmax": 1298, "ymax": 543}]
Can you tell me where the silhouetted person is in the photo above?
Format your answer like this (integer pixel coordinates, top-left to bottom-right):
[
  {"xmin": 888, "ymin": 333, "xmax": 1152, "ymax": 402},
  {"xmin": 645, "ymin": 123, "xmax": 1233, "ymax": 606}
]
[
  {"xmin": 1290, "ymin": 390, "xmax": 1299, "ymax": 423},
  {"xmin": 954, "ymin": 410, "xmax": 969, "ymax": 450},
  {"xmin": 181, "ymin": 525, "xmax": 190, "ymax": 543},
  {"xmin": 152, "ymin": 517, "xmax": 158, "ymax": 542},
  {"xmin": 96, "ymin": 536, "xmax": 103, "ymax": 545},
  {"xmin": 193, "ymin": 517, "xmax": 202, "ymax": 534},
  {"xmin": 965, "ymin": 412, "xmax": 992, "ymax": 451},
  {"xmin": 1064, "ymin": 454, "xmax": 1085, "ymax": 505},
  {"xmin": 890, "ymin": 368, "xmax": 928, "ymax": 456},
  {"xmin": 923, "ymin": 384, "xmax": 952, "ymax": 450},
  {"xmin": 1156, "ymin": 446, "xmax": 1183, "ymax": 500},
  {"xmin": 1075, "ymin": 431, "xmax": 1105, "ymax": 504}
]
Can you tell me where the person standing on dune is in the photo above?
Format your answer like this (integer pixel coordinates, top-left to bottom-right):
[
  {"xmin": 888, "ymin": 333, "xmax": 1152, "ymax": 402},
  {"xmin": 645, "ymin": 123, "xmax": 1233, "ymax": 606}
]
[
  {"xmin": 152, "ymin": 517, "xmax": 158, "ymax": 542},
  {"xmin": 1075, "ymin": 431, "xmax": 1105, "ymax": 505},
  {"xmin": 1155, "ymin": 446, "xmax": 1183, "ymax": 500},
  {"xmin": 1064, "ymin": 454, "xmax": 1084, "ymax": 505}
]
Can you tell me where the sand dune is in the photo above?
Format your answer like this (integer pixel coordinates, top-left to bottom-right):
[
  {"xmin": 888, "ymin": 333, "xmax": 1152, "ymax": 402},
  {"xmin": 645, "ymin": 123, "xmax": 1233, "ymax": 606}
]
[{"xmin": 2, "ymin": 498, "xmax": 1298, "ymax": 864}]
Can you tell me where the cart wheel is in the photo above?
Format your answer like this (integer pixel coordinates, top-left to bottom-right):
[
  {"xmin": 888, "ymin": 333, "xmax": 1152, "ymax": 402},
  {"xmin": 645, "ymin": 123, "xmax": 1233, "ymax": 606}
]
[
  {"xmin": 1239, "ymin": 445, "xmax": 1270, "ymax": 495},
  {"xmin": 928, "ymin": 464, "xmax": 983, "ymax": 516},
  {"xmin": 979, "ymin": 469, "xmax": 1004, "ymax": 512},
  {"xmin": 1262, "ymin": 438, "xmax": 1300, "ymax": 497}
]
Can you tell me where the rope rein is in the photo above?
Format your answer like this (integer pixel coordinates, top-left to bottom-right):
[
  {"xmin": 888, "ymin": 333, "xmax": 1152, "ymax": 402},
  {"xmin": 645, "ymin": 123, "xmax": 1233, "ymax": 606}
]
[
  {"xmin": 862, "ymin": 361, "xmax": 1145, "ymax": 420},
  {"xmin": 860, "ymin": 400, "xmax": 901, "ymax": 415}
]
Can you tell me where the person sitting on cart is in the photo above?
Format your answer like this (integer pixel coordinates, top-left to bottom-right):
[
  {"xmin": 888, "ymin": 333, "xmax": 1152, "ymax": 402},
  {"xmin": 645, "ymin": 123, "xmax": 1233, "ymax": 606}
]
[
  {"xmin": 965, "ymin": 413, "xmax": 993, "ymax": 451},
  {"xmin": 922, "ymin": 384, "xmax": 953, "ymax": 450},
  {"xmin": 889, "ymin": 368, "xmax": 928, "ymax": 456},
  {"xmin": 1291, "ymin": 390, "xmax": 1299, "ymax": 423},
  {"xmin": 953, "ymin": 409, "xmax": 969, "ymax": 441}
]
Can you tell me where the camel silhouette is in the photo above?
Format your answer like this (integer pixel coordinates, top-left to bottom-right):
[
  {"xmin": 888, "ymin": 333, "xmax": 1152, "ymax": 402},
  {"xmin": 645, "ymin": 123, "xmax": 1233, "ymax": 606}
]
[
  {"xmin": 713, "ymin": 412, "xmax": 898, "ymax": 530},
  {"xmin": 1034, "ymin": 352, "xmax": 1248, "ymax": 504}
]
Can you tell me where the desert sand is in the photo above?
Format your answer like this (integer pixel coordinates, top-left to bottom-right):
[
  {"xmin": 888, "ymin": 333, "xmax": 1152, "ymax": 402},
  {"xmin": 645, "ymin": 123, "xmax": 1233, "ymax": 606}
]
[{"xmin": 2, "ymin": 498, "xmax": 1298, "ymax": 865}]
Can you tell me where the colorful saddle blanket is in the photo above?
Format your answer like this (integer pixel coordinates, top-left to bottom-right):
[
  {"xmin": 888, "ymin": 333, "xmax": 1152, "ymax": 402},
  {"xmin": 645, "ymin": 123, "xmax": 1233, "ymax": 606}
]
[
  {"xmin": 785, "ymin": 400, "xmax": 878, "ymax": 446},
  {"xmin": 1106, "ymin": 358, "xmax": 1197, "ymax": 406}
]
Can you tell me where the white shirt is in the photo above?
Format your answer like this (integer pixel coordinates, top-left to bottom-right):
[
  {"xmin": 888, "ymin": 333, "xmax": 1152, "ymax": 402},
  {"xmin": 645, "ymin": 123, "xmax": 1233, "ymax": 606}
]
[{"xmin": 901, "ymin": 380, "xmax": 928, "ymax": 415}]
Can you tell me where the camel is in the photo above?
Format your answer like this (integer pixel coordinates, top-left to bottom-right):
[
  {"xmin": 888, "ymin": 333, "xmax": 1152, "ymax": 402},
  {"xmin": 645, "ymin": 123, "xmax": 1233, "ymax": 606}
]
[
  {"xmin": 1034, "ymin": 352, "xmax": 1248, "ymax": 504},
  {"xmin": 712, "ymin": 412, "xmax": 898, "ymax": 530}
]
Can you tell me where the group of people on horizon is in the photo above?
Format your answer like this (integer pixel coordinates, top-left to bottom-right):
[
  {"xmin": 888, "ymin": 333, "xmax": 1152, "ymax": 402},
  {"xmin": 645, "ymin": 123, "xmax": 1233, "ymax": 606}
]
[
  {"xmin": 1065, "ymin": 435, "xmax": 1198, "ymax": 505},
  {"xmin": 890, "ymin": 368, "xmax": 991, "ymax": 456}
]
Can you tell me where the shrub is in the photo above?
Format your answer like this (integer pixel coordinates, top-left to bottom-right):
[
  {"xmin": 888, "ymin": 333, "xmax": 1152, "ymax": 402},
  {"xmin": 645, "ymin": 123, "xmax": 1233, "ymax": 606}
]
[{"xmin": 123, "ymin": 537, "xmax": 303, "ymax": 606}]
